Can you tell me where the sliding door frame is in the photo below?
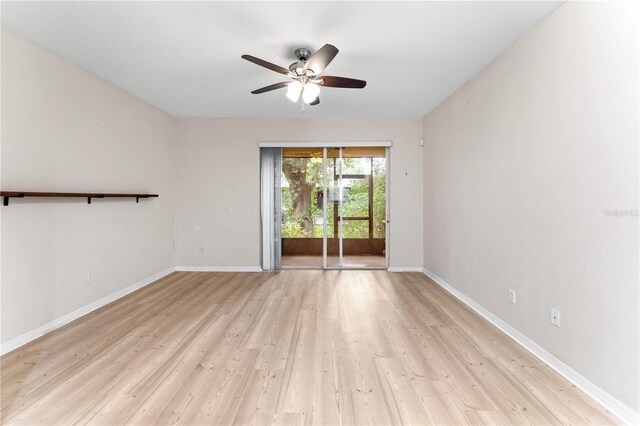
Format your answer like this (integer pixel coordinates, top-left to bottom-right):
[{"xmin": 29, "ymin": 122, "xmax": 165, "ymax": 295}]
[
  {"xmin": 386, "ymin": 146, "xmax": 390, "ymax": 270},
  {"xmin": 321, "ymin": 146, "xmax": 390, "ymax": 270},
  {"xmin": 322, "ymin": 147, "xmax": 328, "ymax": 269},
  {"xmin": 261, "ymin": 141, "xmax": 392, "ymax": 270},
  {"xmin": 259, "ymin": 141, "xmax": 392, "ymax": 148}
]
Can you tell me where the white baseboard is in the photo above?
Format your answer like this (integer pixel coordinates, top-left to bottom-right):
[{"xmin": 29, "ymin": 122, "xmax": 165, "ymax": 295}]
[
  {"xmin": 174, "ymin": 266, "xmax": 263, "ymax": 272},
  {"xmin": 388, "ymin": 266, "xmax": 424, "ymax": 272},
  {"xmin": 421, "ymin": 267, "xmax": 638, "ymax": 425},
  {"xmin": 1, "ymin": 266, "xmax": 261, "ymax": 355},
  {"xmin": 0, "ymin": 267, "xmax": 176, "ymax": 356}
]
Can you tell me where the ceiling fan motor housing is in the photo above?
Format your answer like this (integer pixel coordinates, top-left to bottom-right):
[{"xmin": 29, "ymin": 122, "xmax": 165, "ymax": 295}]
[
  {"xmin": 294, "ymin": 48, "xmax": 311, "ymax": 61},
  {"xmin": 290, "ymin": 48, "xmax": 313, "ymax": 76}
]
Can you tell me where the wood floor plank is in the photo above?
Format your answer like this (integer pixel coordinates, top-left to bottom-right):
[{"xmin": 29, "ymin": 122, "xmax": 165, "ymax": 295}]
[{"xmin": 1, "ymin": 271, "xmax": 620, "ymax": 425}]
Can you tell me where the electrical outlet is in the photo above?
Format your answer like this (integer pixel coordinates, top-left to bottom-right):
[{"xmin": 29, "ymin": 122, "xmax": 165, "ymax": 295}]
[
  {"xmin": 86, "ymin": 273, "xmax": 94, "ymax": 285},
  {"xmin": 550, "ymin": 308, "xmax": 560, "ymax": 327},
  {"xmin": 508, "ymin": 289, "xmax": 516, "ymax": 305}
]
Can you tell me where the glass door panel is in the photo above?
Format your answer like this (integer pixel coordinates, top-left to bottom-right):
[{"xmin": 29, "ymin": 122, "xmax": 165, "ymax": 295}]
[
  {"xmin": 280, "ymin": 148, "xmax": 324, "ymax": 268},
  {"xmin": 341, "ymin": 147, "xmax": 387, "ymax": 268}
]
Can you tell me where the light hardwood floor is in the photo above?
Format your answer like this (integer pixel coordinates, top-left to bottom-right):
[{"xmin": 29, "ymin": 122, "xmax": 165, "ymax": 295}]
[{"xmin": 1, "ymin": 271, "xmax": 619, "ymax": 425}]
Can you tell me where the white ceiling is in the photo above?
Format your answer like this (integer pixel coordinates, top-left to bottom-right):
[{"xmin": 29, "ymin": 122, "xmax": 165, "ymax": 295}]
[{"xmin": 1, "ymin": 1, "xmax": 562, "ymax": 118}]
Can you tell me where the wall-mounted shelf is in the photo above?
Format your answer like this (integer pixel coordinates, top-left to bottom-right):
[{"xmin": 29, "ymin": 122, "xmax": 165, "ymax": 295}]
[{"xmin": 1, "ymin": 191, "xmax": 159, "ymax": 206}]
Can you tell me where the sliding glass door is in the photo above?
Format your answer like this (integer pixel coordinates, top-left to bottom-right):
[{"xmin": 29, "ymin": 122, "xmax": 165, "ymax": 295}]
[
  {"xmin": 279, "ymin": 148, "xmax": 325, "ymax": 268},
  {"xmin": 262, "ymin": 144, "xmax": 388, "ymax": 270},
  {"xmin": 335, "ymin": 147, "xmax": 387, "ymax": 268}
]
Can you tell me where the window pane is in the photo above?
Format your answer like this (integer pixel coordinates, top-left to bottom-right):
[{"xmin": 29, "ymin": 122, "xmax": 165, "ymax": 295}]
[
  {"xmin": 281, "ymin": 156, "xmax": 323, "ymax": 238},
  {"xmin": 373, "ymin": 158, "xmax": 386, "ymax": 239},
  {"xmin": 342, "ymin": 219, "xmax": 369, "ymax": 238},
  {"xmin": 341, "ymin": 179, "xmax": 369, "ymax": 217}
]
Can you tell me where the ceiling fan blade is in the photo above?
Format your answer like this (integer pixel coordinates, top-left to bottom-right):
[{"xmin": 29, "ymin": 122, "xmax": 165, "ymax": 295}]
[
  {"xmin": 310, "ymin": 97, "xmax": 320, "ymax": 106},
  {"xmin": 241, "ymin": 55, "xmax": 290, "ymax": 75},
  {"xmin": 304, "ymin": 44, "xmax": 339, "ymax": 75},
  {"xmin": 251, "ymin": 82, "xmax": 289, "ymax": 94},
  {"xmin": 319, "ymin": 76, "xmax": 367, "ymax": 89}
]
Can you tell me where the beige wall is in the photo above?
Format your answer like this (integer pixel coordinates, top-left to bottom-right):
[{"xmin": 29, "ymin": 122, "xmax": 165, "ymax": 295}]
[
  {"xmin": 1, "ymin": 29, "xmax": 177, "ymax": 343},
  {"xmin": 175, "ymin": 118, "xmax": 423, "ymax": 268},
  {"xmin": 423, "ymin": 1, "xmax": 638, "ymax": 414}
]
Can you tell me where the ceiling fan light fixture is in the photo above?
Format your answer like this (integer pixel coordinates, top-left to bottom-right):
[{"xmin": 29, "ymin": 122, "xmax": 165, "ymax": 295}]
[
  {"xmin": 302, "ymin": 82, "xmax": 321, "ymax": 104},
  {"xmin": 286, "ymin": 80, "xmax": 302, "ymax": 102},
  {"xmin": 242, "ymin": 44, "xmax": 366, "ymax": 109}
]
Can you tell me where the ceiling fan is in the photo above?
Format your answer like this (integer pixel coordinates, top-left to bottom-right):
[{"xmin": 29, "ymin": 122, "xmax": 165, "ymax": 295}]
[{"xmin": 241, "ymin": 44, "xmax": 366, "ymax": 108}]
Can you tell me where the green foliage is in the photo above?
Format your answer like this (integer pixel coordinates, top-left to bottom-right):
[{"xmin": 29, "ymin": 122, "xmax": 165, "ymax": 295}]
[
  {"xmin": 373, "ymin": 158, "xmax": 386, "ymax": 238},
  {"xmin": 281, "ymin": 156, "xmax": 386, "ymax": 239},
  {"xmin": 281, "ymin": 219, "xmax": 308, "ymax": 238}
]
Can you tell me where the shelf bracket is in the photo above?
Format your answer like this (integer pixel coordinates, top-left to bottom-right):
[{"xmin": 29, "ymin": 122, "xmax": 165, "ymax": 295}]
[
  {"xmin": 4, "ymin": 193, "xmax": 25, "ymax": 206},
  {"xmin": 88, "ymin": 195, "xmax": 105, "ymax": 204}
]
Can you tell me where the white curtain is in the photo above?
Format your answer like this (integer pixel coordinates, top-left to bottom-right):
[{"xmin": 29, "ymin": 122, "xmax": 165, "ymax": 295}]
[{"xmin": 260, "ymin": 147, "xmax": 282, "ymax": 270}]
